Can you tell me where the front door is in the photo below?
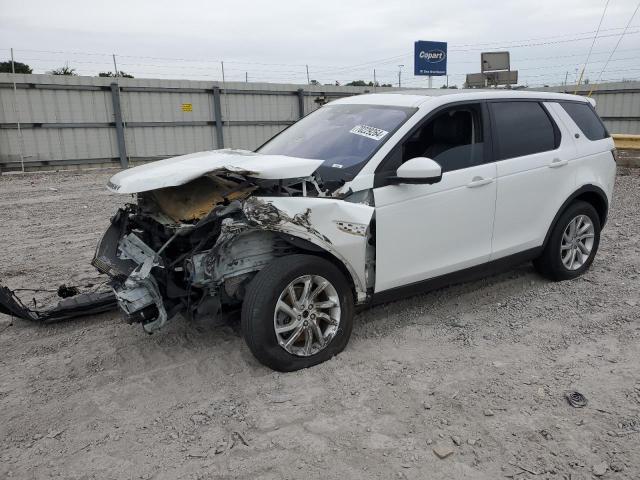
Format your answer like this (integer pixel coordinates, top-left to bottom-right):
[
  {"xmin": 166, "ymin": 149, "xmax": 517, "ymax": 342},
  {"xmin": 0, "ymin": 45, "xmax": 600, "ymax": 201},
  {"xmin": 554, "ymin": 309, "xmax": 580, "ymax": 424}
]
[{"xmin": 373, "ymin": 102, "xmax": 497, "ymax": 292}]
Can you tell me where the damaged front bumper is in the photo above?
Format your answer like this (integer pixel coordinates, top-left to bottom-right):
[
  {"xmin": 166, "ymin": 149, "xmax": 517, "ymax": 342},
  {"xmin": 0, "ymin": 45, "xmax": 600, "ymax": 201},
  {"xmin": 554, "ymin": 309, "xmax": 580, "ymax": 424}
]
[
  {"xmin": 92, "ymin": 209, "xmax": 181, "ymax": 333},
  {"xmin": 0, "ymin": 284, "xmax": 117, "ymax": 323}
]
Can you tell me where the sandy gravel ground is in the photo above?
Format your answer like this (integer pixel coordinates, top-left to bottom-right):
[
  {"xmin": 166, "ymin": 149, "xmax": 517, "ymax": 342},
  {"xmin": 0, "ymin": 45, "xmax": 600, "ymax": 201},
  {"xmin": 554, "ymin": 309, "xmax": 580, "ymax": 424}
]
[{"xmin": 0, "ymin": 168, "xmax": 639, "ymax": 480}]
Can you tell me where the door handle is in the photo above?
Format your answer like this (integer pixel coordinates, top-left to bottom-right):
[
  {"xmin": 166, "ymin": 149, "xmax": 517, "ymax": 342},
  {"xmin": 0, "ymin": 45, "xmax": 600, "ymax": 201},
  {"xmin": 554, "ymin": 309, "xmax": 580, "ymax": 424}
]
[
  {"xmin": 549, "ymin": 158, "xmax": 568, "ymax": 168},
  {"xmin": 466, "ymin": 176, "xmax": 493, "ymax": 188}
]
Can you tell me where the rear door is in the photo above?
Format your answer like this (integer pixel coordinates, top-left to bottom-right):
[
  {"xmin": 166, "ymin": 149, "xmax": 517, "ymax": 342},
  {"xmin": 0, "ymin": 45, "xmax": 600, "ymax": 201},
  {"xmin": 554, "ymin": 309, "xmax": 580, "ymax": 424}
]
[{"xmin": 489, "ymin": 100, "xmax": 577, "ymax": 259}]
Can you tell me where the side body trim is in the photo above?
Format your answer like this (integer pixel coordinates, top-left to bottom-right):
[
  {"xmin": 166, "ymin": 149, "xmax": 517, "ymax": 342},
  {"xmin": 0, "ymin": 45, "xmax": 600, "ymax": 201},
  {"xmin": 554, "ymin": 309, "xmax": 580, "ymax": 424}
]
[{"xmin": 370, "ymin": 247, "xmax": 542, "ymax": 305}]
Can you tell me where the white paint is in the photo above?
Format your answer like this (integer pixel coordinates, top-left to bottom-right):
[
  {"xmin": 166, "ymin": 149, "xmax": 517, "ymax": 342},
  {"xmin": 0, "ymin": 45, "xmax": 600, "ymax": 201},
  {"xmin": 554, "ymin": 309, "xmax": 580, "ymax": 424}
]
[
  {"xmin": 396, "ymin": 157, "xmax": 441, "ymax": 179},
  {"xmin": 374, "ymin": 162, "xmax": 497, "ymax": 291},
  {"xmin": 108, "ymin": 149, "xmax": 324, "ymax": 194}
]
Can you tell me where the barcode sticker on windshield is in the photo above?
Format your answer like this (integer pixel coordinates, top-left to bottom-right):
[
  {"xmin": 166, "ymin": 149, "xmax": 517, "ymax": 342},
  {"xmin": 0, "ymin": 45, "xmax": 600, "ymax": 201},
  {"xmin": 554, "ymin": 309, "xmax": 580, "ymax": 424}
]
[{"xmin": 349, "ymin": 124, "xmax": 389, "ymax": 141}]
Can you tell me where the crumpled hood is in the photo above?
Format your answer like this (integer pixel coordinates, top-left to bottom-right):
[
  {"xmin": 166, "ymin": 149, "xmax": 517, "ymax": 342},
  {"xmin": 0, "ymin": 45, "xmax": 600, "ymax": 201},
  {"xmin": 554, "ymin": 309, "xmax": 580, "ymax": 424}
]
[{"xmin": 107, "ymin": 149, "xmax": 324, "ymax": 194}]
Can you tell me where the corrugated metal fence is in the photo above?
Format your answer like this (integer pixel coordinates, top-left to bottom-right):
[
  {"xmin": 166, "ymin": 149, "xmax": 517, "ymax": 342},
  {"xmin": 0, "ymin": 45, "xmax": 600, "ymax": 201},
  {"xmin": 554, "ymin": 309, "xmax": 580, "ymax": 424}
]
[
  {"xmin": 0, "ymin": 74, "xmax": 396, "ymax": 171},
  {"xmin": 1, "ymin": 74, "xmax": 638, "ymax": 172}
]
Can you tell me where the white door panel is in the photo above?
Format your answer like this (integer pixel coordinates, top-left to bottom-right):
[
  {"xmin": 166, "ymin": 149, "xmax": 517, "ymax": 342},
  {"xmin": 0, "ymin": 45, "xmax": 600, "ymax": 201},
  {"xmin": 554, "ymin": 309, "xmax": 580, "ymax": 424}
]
[
  {"xmin": 374, "ymin": 162, "xmax": 497, "ymax": 292},
  {"xmin": 492, "ymin": 155, "xmax": 576, "ymax": 257}
]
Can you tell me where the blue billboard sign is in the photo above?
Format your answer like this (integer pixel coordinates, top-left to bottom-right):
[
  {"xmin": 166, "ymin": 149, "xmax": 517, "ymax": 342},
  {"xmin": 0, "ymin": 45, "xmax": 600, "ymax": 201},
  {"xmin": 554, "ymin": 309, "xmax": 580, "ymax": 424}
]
[{"xmin": 414, "ymin": 40, "xmax": 447, "ymax": 76}]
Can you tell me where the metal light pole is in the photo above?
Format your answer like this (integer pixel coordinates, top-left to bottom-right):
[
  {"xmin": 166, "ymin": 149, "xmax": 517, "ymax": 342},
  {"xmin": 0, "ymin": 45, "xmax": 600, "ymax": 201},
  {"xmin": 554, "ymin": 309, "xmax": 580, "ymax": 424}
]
[{"xmin": 398, "ymin": 65, "xmax": 404, "ymax": 88}]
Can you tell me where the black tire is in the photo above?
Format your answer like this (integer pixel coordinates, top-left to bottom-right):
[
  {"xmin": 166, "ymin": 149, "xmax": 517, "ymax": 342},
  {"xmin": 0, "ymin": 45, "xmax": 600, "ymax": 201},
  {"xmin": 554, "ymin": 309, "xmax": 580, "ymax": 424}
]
[
  {"xmin": 241, "ymin": 254, "xmax": 354, "ymax": 371},
  {"xmin": 533, "ymin": 200, "xmax": 601, "ymax": 281}
]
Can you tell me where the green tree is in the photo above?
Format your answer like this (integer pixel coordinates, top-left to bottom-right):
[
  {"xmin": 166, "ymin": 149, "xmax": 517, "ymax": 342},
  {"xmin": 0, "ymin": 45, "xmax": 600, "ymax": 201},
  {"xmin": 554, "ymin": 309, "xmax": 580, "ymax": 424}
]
[
  {"xmin": 0, "ymin": 60, "xmax": 32, "ymax": 74},
  {"xmin": 98, "ymin": 71, "xmax": 134, "ymax": 78},
  {"xmin": 346, "ymin": 80, "xmax": 369, "ymax": 86},
  {"xmin": 346, "ymin": 80, "xmax": 393, "ymax": 88},
  {"xmin": 48, "ymin": 64, "xmax": 77, "ymax": 76}
]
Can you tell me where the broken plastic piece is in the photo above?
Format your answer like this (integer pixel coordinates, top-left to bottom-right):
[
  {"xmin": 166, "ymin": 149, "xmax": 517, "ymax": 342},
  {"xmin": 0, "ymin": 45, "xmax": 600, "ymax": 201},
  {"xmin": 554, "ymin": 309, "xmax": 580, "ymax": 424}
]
[{"xmin": 0, "ymin": 283, "xmax": 116, "ymax": 323}]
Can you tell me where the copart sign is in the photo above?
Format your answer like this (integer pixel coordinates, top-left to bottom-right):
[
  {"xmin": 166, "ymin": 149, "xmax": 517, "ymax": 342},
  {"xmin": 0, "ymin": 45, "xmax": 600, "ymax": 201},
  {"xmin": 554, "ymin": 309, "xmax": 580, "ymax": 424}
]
[{"xmin": 414, "ymin": 40, "xmax": 447, "ymax": 76}]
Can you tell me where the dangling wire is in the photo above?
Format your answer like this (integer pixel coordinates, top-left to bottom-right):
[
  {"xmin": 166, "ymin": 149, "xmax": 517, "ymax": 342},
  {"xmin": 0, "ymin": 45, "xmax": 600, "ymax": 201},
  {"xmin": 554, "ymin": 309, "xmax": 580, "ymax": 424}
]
[
  {"xmin": 589, "ymin": 1, "xmax": 640, "ymax": 97},
  {"xmin": 574, "ymin": 0, "xmax": 610, "ymax": 94}
]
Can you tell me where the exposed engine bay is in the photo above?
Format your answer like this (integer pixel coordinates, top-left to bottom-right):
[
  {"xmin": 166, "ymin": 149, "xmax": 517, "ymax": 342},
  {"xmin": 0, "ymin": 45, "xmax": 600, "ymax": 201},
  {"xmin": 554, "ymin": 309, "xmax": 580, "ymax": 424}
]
[{"xmin": 91, "ymin": 150, "xmax": 375, "ymax": 333}]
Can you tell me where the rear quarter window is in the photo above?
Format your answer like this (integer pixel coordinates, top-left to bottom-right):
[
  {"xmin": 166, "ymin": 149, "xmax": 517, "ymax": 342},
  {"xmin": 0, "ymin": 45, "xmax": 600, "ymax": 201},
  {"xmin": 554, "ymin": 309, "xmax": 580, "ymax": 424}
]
[{"xmin": 559, "ymin": 101, "xmax": 609, "ymax": 141}]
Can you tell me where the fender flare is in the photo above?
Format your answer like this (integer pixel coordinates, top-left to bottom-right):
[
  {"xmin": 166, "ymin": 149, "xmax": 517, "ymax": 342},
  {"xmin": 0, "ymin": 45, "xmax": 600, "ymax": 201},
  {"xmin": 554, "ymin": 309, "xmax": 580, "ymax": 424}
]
[{"xmin": 542, "ymin": 184, "xmax": 609, "ymax": 249}]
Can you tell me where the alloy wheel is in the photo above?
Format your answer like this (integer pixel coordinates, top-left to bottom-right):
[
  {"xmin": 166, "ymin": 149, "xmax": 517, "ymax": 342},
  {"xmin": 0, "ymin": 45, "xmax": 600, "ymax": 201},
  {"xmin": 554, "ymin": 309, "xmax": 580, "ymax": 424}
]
[
  {"xmin": 273, "ymin": 275, "xmax": 341, "ymax": 357},
  {"xmin": 560, "ymin": 214, "xmax": 595, "ymax": 271}
]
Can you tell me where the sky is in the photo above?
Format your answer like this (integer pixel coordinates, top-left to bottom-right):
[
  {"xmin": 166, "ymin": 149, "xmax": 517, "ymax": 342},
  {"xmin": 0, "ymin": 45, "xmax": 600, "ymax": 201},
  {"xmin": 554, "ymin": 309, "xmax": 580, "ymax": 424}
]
[{"xmin": 1, "ymin": 0, "xmax": 639, "ymax": 88}]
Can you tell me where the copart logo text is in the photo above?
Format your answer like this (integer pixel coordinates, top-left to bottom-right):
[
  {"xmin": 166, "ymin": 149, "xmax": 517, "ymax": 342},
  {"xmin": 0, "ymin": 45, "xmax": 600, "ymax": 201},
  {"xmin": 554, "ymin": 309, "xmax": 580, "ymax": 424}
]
[{"xmin": 419, "ymin": 50, "xmax": 446, "ymax": 63}]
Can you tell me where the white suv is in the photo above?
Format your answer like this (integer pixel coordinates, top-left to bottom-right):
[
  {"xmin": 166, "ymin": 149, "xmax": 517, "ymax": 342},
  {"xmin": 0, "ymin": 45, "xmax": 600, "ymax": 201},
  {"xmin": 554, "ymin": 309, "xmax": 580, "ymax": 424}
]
[{"xmin": 94, "ymin": 90, "xmax": 616, "ymax": 371}]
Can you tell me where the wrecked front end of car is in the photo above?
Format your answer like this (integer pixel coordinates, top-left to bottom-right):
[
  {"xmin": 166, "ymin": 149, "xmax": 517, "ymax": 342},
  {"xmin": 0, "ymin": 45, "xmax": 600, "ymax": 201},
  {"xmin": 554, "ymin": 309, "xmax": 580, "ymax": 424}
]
[{"xmin": 92, "ymin": 149, "xmax": 374, "ymax": 333}]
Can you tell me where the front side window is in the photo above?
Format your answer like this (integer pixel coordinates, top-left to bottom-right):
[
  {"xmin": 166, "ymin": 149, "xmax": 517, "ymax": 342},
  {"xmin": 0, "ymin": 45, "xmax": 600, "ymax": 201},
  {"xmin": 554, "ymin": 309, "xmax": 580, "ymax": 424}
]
[
  {"xmin": 490, "ymin": 101, "xmax": 559, "ymax": 160},
  {"xmin": 402, "ymin": 104, "xmax": 485, "ymax": 172},
  {"xmin": 377, "ymin": 103, "xmax": 485, "ymax": 176},
  {"xmin": 559, "ymin": 101, "xmax": 609, "ymax": 141},
  {"xmin": 258, "ymin": 103, "xmax": 416, "ymax": 183}
]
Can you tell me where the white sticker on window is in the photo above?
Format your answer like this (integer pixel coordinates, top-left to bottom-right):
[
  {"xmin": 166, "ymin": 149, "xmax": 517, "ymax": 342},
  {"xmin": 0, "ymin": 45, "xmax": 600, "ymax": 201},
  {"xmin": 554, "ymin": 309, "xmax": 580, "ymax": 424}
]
[
  {"xmin": 332, "ymin": 163, "xmax": 344, "ymax": 169},
  {"xmin": 349, "ymin": 124, "xmax": 389, "ymax": 141}
]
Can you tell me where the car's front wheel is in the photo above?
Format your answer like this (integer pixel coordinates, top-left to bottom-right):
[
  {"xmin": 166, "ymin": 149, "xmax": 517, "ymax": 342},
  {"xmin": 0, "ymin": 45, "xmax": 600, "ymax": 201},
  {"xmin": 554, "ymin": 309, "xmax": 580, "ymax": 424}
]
[{"xmin": 241, "ymin": 254, "xmax": 354, "ymax": 371}]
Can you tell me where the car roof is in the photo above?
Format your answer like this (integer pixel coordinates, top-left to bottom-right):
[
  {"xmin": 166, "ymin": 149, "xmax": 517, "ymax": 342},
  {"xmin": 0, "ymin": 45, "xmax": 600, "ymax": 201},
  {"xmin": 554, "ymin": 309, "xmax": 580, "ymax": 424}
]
[{"xmin": 331, "ymin": 89, "xmax": 595, "ymax": 108}]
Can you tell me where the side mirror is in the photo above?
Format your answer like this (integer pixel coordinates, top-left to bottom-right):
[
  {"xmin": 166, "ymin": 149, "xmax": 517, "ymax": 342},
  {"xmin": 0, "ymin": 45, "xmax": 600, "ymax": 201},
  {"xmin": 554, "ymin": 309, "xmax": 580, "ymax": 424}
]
[{"xmin": 387, "ymin": 157, "xmax": 442, "ymax": 185}]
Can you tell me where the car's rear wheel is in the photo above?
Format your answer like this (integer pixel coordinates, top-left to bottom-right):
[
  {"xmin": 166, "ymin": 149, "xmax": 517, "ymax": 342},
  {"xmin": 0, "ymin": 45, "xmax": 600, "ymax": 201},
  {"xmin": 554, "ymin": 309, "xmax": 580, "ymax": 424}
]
[
  {"xmin": 533, "ymin": 200, "xmax": 601, "ymax": 281},
  {"xmin": 241, "ymin": 254, "xmax": 354, "ymax": 371}
]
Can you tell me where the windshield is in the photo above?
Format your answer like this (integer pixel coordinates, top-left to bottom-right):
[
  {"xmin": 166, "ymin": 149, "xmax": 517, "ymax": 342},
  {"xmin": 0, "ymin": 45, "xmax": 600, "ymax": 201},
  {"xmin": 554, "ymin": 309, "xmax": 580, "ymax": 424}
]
[{"xmin": 257, "ymin": 103, "xmax": 416, "ymax": 183}]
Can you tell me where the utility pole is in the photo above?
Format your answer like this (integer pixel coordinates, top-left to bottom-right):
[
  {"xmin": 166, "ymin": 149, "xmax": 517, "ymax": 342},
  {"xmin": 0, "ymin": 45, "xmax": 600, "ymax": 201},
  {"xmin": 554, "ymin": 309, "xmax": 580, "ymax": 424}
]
[
  {"xmin": 398, "ymin": 64, "xmax": 404, "ymax": 88},
  {"xmin": 306, "ymin": 64, "xmax": 310, "ymax": 85},
  {"xmin": 373, "ymin": 69, "xmax": 377, "ymax": 93},
  {"xmin": 221, "ymin": 61, "xmax": 226, "ymax": 83},
  {"xmin": 112, "ymin": 54, "xmax": 119, "ymax": 77},
  {"xmin": 245, "ymin": 72, "xmax": 248, "ymax": 83},
  {"xmin": 10, "ymin": 47, "xmax": 25, "ymax": 172}
]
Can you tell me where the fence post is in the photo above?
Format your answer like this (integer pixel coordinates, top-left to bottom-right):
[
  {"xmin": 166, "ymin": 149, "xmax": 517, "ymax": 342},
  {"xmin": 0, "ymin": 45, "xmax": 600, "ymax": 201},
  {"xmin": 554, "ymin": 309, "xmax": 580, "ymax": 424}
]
[
  {"xmin": 212, "ymin": 86, "xmax": 224, "ymax": 149},
  {"xmin": 297, "ymin": 88, "xmax": 305, "ymax": 119},
  {"xmin": 110, "ymin": 82, "xmax": 128, "ymax": 168}
]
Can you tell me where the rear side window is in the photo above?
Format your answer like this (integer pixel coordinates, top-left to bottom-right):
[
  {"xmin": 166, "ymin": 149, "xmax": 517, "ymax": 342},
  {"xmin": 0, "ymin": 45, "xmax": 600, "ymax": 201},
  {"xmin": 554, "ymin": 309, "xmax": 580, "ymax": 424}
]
[
  {"xmin": 559, "ymin": 102, "xmax": 609, "ymax": 140},
  {"xmin": 490, "ymin": 101, "xmax": 559, "ymax": 160}
]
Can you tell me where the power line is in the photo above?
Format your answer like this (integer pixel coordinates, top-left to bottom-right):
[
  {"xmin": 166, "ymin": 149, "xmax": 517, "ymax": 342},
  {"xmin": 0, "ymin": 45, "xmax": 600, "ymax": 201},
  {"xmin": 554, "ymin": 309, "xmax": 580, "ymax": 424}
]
[
  {"xmin": 589, "ymin": 1, "xmax": 640, "ymax": 95},
  {"xmin": 448, "ymin": 25, "xmax": 635, "ymax": 47},
  {"xmin": 574, "ymin": 0, "xmax": 610, "ymax": 93}
]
